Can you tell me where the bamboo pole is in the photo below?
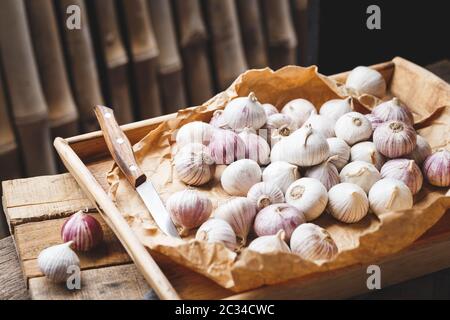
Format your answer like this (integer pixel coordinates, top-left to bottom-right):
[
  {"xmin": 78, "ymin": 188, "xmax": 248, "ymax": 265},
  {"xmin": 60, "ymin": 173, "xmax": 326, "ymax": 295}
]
[
  {"xmin": 0, "ymin": 0, "xmax": 57, "ymax": 176},
  {"xmin": 172, "ymin": 0, "xmax": 213, "ymax": 106},
  {"xmin": 204, "ymin": 0, "xmax": 247, "ymax": 91},
  {"xmin": 148, "ymin": 0, "xmax": 187, "ymax": 113},
  {"xmin": 291, "ymin": 0, "xmax": 309, "ymax": 66}
]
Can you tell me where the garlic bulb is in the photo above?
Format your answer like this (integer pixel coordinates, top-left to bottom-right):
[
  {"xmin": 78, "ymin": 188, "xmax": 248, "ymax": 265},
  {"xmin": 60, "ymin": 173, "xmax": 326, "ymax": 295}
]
[
  {"xmin": 423, "ymin": 150, "xmax": 450, "ymax": 187},
  {"xmin": 327, "ymin": 183, "xmax": 369, "ymax": 223},
  {"xmin": 214, "ymin": 197, "xmax": 257, "ymax": 245},
  {"xmin": 176, "ymin": 121, "xmax": 214, "ymax": 147},
  {"xmin": 372, "ymin": 97, "xmax": 414, "ymax": 126},
  {"xmin": 281, "ymin": 98, "xmax": 317, "ymax": 127},
  {"xmin": 335, "ymin": 112, "xmax": 372, "ymax": 146},
  {"xmin": 302, "ymin": 114, "xmax": 336, "ymax": 139},
  {"xmin": 339, "ymin": 161, "xmax": 381, "ymax": 193},
  {"xmin": 365, "ymin": 113, "xmax": 384, "ymax": 132},
  {"xmin": 285, "ymin": 178, "xmax": 328, "ymax": 221},
  {"xmin": 373, "ymin": 121, "xmax": 417, "ymax": 158},
  {"xmin": 221, "ymin": 159, "xmax": 262, "ymax": 196},
  {"xmin": 326, "ymin": 137, "xmax": 350, "ymax": 170},
  {"xmin": 319, "ymin": 98, "xmax": 352, "ymax": 122},
  {"xmin": 196, "ymin": 219, "xmax": 237, "ymax": 250},
  {"xmin": 262, "ymin": 103, "xmax": 279, "ymax": 117},
  {"xmin": 304, "ymin": 157, "xmax": 340, "ymax": 191},
  {"xmin": 262, "ymin": 161, "xmax": 300, "ymax": 193},
  {"xmin": 166, "ymin": 189, "xmax": 212, "ymax": 234},
  {"xmin": 253, "ymin": 203, "xmax": 305, "ymax": 240},
  {"xmin": 350, "ymin": 141, "xmax": 386, "ymax": 170},
  {"xmin": 238, "ymin": 129, "xmax": 270, "ymax": 165},
  {"xmin": 265, "ymin": 113, "xmax": 297, "ymax": 145},
  {"xmin": 209, "ymin": 110, "xmax": 228, "ymax": 129},
  {"xmin": 222, "ymin": 92, "xmax": 267, "ymax": 130},
  {"xmin": 209, "ymin": 129, "xmax": 245, "ymax": 165},
  {"xmin": 290, "ymin": 223, "xmax": 338, "ymax": 262},
  {"xmin": 406, "ymin": 135, "xmax": 432, "ymax": 165},
  {"xmin": 247, "ymin": 182, "xmax": 285, "ymax": 210},
  {"xmin": 61, "ymin": 211, "xmax": 103, "ymax": 251},
  {"xmin": 38, "ymin": 242, "xmax": 80, "ymax": 282},
  {"xmin": 381, "ymin": 159, "xmax": 423, "ymax": 195},
  {"xmin": 248, "ymin": 230, "xmax": 291, "ymax": 254},
  {"xmin": 345, "ymin": 66, "xmax": 386, "ymax": 98},
  {"xmin": 368, "ymin": 178, "xmax": 413, "ymax": 216},
  {"xmin": 174, "ymin": 143, "xmax": 215, "ymax": 186},
  {"xmin": 271, "ymin": 124, "xmax": 329, "ymax": 167}
]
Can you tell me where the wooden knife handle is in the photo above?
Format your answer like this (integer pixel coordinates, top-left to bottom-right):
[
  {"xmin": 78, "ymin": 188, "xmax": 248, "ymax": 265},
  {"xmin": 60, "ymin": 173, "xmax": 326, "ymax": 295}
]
[{"xmin": 94, "ymin": 105, "xmax": 146, "ymax": 188}]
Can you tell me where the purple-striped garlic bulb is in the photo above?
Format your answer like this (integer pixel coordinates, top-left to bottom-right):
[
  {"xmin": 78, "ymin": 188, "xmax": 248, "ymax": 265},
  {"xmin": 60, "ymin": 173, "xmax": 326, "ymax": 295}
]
[
  {"xmin": 174, "ymin": 143, "xmax": 215, "ymax": 186},
  {"xmin": 304, "ymin": 156, "xmax": 340, "ymax": 191},
  {"xmin": 373, "ymin": 121, "xmax": 417, "ymax": 158},
  {"xmin": 380, "ymin": 159, "xmax": 423, "ymax": 195},
  {"xmin": 222, "ymin": 92, "xmax": 267, "ymax": 131},
  {"xmin": 372, "ymin": 97, "xmax": 414, "ymax": 126},
  {"xmin": 238, "ymin": 128, "xmax": 271, "ymax": 165},
  {"xmin": 208, "ymin": 129, "xmax": 246, "ymax": 165},
  {"xmin": 406, "ymin": 135, "xmax": 432, "ymax": 165},
  {"xmin": 61, "ymin": 211, "xmax": 103, "ymax": 251},
  {"xmin": 209, "ymin": 110, "xmax": 229, "ymax": 129},
  {"xmin": 423, "ymin": 150, "xmax": 450, "ymax": 187},
  {"xmin": 365, "ymin": 113, "xmax": 384, "ymax": 132}
]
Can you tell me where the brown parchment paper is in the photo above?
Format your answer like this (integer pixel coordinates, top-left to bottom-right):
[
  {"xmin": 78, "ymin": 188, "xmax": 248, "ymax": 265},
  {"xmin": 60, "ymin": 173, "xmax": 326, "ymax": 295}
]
[{"xmin": 108, "ymin": 65, "xmax": 450, "ymax": 292}]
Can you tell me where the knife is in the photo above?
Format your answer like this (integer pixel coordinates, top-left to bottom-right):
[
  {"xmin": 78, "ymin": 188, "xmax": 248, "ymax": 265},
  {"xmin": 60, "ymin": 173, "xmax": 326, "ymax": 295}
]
[{"xmin": 94, "ymin": 105, "xmax": 181, "ymax": 239}]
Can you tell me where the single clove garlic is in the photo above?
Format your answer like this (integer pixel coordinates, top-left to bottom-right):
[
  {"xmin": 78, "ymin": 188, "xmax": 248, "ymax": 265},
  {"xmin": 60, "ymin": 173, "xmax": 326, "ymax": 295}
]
[
  {"xmin": 319, "ymin": 98, "xmax": 352, "ymax": 122},
  {"xmin": 368, "ymin": 178, "xmax": 413, "ymax": 216},
  {"xmin": 335, "ymin": 112, "xmax": 373, "ymax": 146},
  {"xmin": 326, "ymin": 137, "xmax": 351, "ymax": 171},
  {"xmin": 373, "ymin": 121, "xmax": 417, "ymax": 158},
  {"xmin": 209, "ymin": 129, "xmax": 246, "ymax": 165},
  {"xmin": 248, "ymin": 230, "xmax": 291, "ymax": 254},
  {"xmin": 61, "ymin": 211, "xmax": 103, "ymax": 251},
  {"xmin": 350, "ymin": 141, "xmax": 386, "ymax": 171},
  {"xmin": 38, "ymin": 242, "xmax": 80, "ymax": 282},
  {"xmin": 372, "ymin": 97, "xmax": 414, "ymax": 126},
  {"xmin": 221, "ymin": 159, "xmax": 262, "ymax": 196},
  {"xmin": 406, "ymin": 135, "xmax": 432, "ymax": 165},
  {"xmin": 262, "ymin": 161, "xmax": 300, "ymax": 194},
  {"xmin": 174, "ymin": 143, "xmax": 215, "ymax": 186},
  {"xmin": 380, "ymin": 159, "xmax": 423, "ymax": 195},
  {"xmin": 422, "ymin": 150, "xmax": 450, "ymax": 187},
  {"xmin": 196, "ymin": 219, "xmax": 237, "ymax": 250},
  {"xmin": 247, "ymin": 182, "xmax": 285, "ymax": 210},
  {"xmin": 304, "ymin": 156, "xmax": 340, "ymax": 191},
  {"xmin": 339, "ymin": 161, "xmax": 381, "ymax": 193},
  {"xmin": 281, "ymin": 98, "xmax": 317, "ymax": 128},
  {"xmin": 222, "ymin": 92, "xmax": 267, "ymax": 131},
  {"xmin": 302, "ymin": 114, "xmax": 336, "ymax": 139},
  {"xmin": 285, "ymin": 178, "xmax": 328, "ymax": 221},
  {"xmin": 238, "ymin": 128, "xmax": 271, "ymax": 165},
  {"xmin": 176, "ymin": 121, "xmax": 215, "ymax": 147},
  {"xmin": 327, "ymin": 183, "xmax": 369, "ymax": 223},
  {"xmin": 345, "ymin": 66, "xmax": 386, "ymax": 98}
]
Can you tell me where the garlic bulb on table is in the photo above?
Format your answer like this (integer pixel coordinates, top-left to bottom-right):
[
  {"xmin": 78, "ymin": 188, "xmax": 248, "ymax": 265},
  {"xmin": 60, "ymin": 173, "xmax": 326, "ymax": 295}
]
[
  {"xmin": 262, "ymin": 161, "xmax": 300, "ymax": 193},
  {"xmin": 238, "ymin": 129, "xmax": 270, "ymax": 165},
  {"xmin": 38, "ymin": 242, "xmax": 80, "ymax": 282},
  {"xmin": 221, "ymin": 159, "xmax": 262, "ymax": 196},
  {"xmin": 365, "ymin": 113, "xmax": 384, "ymax": 132},
  {"xmin": 222, "ymin": 92, "xmax": 267, "ymax": 131},
  {"xmin": 248, "ymin": 230, "xmax": 291, "ymax": 254},
  {"xmin": 339, "ymin": 161, "xmax": 381, "ymax": 193},
  {"xmin": 327, "ymin": 183, "xmax": 369, "ymax": 223},
  {"xmin": 368, "ymin": 178, "xmax": 413, "ymax": 216},
  {"xmin": 176, "ymin": 121, "xmax": 214, "ymax": 147},
  {"xmin": 372, "ymin": 97, "xmax": 414, "ymax": 126},
  {"xmin": 381, "ymin": 159, "xmax": 423, "ymax": 195},
  {"xmin": 345, "ymin": 66, "xmax": 386, "ymax": 98},
  {"xmin": 209, "ymin": 129, "xmax": 245, "ymax": 165},
  {"xmin": 61, "ymin": 211, "xmax": 103, "ymax": 251},
  {"xmin": 335, "ymin": 112, "xmax": 372, "ymax": 146},
  {"xmin": 302, "ymin": 114, "xmax": 336, "ymax": 139},
  {"xmin": 281, "ymin": 98, "xmax": 317, "ymax": 128},
  {"xmin": 326, "ymin": 137, "xmax": 350, "ymax": 171},
  {"xmin": 174, "ymin": 143, "xmax": 215, "ymax": 186},
  {"xmin": 196, "ymin": 219, "xmax": 237, "ymax": 250},
  {"xmin": 304, "ymin": 157, "xmax": 340, "ymax": 191},
  {"xmin": 319, "ymin": 98, "xmax": 352, "ymax": 122},
  {"xmin": 373, "ymin": 121, "xmax": 417, "ymax": 158},
  {"xmin": 423, "ymin": 150, "xmax": 450, "ymax": 187},
  {"xmin": 350, "ymin": 141, "xmax": 386, "ymax": 171},
  {"xmin": 247, "ymin": 182, "xmax": 285, "ymax": 210},
  {"xmin": 406, "ymin": 135, "xmax": 432, "ymax": 165},
  {"xmin": 262, "ymin": 103, "xmax": 279, "ymax": 117},
  {"xmin": 285, "ymin": 178, "xmax": 328, "ymax": 221}
]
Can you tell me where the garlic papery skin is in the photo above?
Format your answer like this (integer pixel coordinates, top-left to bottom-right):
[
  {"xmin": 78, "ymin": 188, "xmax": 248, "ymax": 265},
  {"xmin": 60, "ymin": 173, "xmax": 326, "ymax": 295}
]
[
  {"xmin": 222, "ymin": 92, "xmax": 267, "ymax": 131},
  {"xmin": 304, "ymin": 157, "xmax": 340, "ymax": 191},
  {"xmin": 248, "ymin": 230, "xmax": 291, "ymax": 254},
  {"xmin": 247, "ymin": 182, "xmax": 285, "ymax": 210},
  {"xmin": 290, "ymin": 223, "xmax": 338, "ymax": 262},
  {"xmin": 423, "ymin": 150, "xmax": 450, "ymax": 187},
  {"xmin": 195, "ymin": 219, "xmax": 237, "ymax": 250},
  {"xmin": 174, "ymin": 143, "xmax": 215, "ymax": 186},
  {"xmin": 335, "ymin": 112, "xmax": 372, "ymax": 146},
  {"xmin": 214, "ymin": 197, "xmax": 257, "ymax": 245},
  {"xmin": 209, "ymin": 110, "xmax": 229, "ymax": 129},
  {"xmin": 350, "ymin": 141, "xmax": 386, "ymax": 171},
  {"xmin": 372, "ymin": 97, "xmax": 414, "ymax": 126},
  {"xmin": 253, "ymin": 203, "xmax": 305, "ymax": 240},
  {"xmin": 339, "ymin": 161, "xmax": 381, "ymax": 193},
  {"xmin": 285, "ymin": 178, "xmax": 328, "ymax": 221},
  {"xmin": 166, "ymin": 189, "xmax": 212, "ymax": 235},
  {"xmin": 176, "ymin": 121, "xmax": 214, "ymax": 147},
  {"xmin": 262, "ymin": 161, "xmax": 300, "ymax": 193},
  {"xmin": 265, "ymin": 113, "xmax": 297, "ymax": 145},
  {"xmin": 271, "ymin": 125, "xmax": 329, "ymax": 167},
  {"xmin": 221, "ymin": 159, "xmax": 262, "ymax": 196},
  {"xmin": 262, "ymin": 103, "xmax": 279, "ymax": 117},
  {"xmin": 365, "ymin": 113, "xmax": 384, "ymax": 132},
  {"xmin": 406, "ymin": 135, "xmax": 432, "ymax": 165},
  {"xmin": 368, "ymin": 178, "xmax": 413, "ymax": 216},
  {"xmin": 373, "ymin": 121, "xmax": 417, "ymax": 158},
  {"xmin": 302, "ymin": 114, "xmax": 336, "ymax": 139},
  {"xmin": 61, "ymin": 211, "xmax": 104, "ymax": 251},
  {"xmin": 37, "ymin": 242, "xmax": 80, "ymax": 282},
  {"xmin": 345, "ymin": 66, "xmax": 386, "ymax": 98},
  {"xmin": 238, "ymin": 129, "xmax": 271, "ymax": 165},
  {"xmin": 319, "ymin": 98, "xmax": 352, "ymax": 122},
  {"xmin": 327, "ymin": 183, "xmax": 369, "ymax": 223},
  {"xmin": 326, "ymin": 137, "xmax": 350, "ymax": 171},
  {"xmin": 381, "ymin": 159, "xmax": 423, "ymax": 195},
  {"xmin": 281, "ymin": 98, "xmax": 317, "ymax": 128},
  {"xmin": 209, "ymin": 129, "xmax": 246, "ymax": 165}
]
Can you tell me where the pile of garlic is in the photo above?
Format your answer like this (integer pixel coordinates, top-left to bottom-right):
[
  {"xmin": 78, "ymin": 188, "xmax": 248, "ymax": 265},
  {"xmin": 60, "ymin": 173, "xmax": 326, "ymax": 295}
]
[{"xmin": 169, "ymin": 66, "xmax": 449, "ymax": 265}]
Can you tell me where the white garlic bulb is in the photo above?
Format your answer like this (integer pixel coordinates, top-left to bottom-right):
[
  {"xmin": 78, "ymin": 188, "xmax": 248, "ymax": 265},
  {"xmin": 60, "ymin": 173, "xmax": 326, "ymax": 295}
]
[
  {"xmin": 262, "ymin": 103, "xmax": 279, "ymax": 117},
  {"xmin": 368, "ymin": 178, "xmax": 413, "ymax": 216},
  {"xmin": 262, "ymin": 161, "xmax": 300, "ymax": 193},
  {"xmin": 380, "ymin": 159, "xmax": 423, "ymax": 195},
  {"xmin": 423, "ymin": 150, "xmax": 450, "ymax": 187},
  {"xmin": 38, "ymin": 242, "xmax": 80, "ymax": 282},
  {"xmin": 326, "ymin": 137, "xmax": 350, "ymax": 170},
  {"xmin": 304, "ymin": 157, "xmax": 340, "ymax": 191},
  {"xmin": 290, "ymin": 223, "xmax": 338, "ymax": 262},
  {"xmin": 327, "ymin": 183, "xmax": 369, "ymax": 223},
  {"xmin": 350, "ymin": 141, "xmax": 386, "ymax": 170},
  {"xmin": 281, "ymin": 98, "xmax": 317, "ymax": 128},
  {"xmin": 238, "ymin": 129, "xmax": 270, "ymax": 165},
  {"xmin": 247, "ymin": 182, "xmax": 285, "ymax": 210},
  {"xmin": 196, "ymin": 219, "xmax": 237, "ymax": 250},
  {"xmin": 214, "ymin": 197, "xmax": 257, "ymax": 245},
  {"xmin": 339, "ymin": 161, "xmax": 381, "ymax": 193},
  {"xmin": 209, "ymin": 129, "xmax": 246, "ymax": 165},
  {"xmin": 319, "ymin": 98, "xmax": 352, "ymax": 122},
  {"xmin": 166, "ymin": 189, "xmax": 212, "ymax": 235},
  {"xmin": 285, "ymin": 178, "xmax": 328, "ymax": 221},
  {"xmin": 209, "ymin": 110, "xmax": 228, "ymax": 129},
  {"xmin": 335, "ymin": 112, "xmax": 372, "ymax": 146},
  {"xmin": 265, "ymin": 113, "xmax": 297, "ymax": 145},
  {"xmin": 345, "ymin": 66, "xmax": 386, "ymax": 98},
  {"xmin": 248, "ymin": 230, "xmax": 291, "ymax": 254},
  {"xmin": 372, "ymin": 97, "xmax": 414, "ymax": 126},
  {"xmin": 406, "ymin": 135, "xmax": 432, "ymax": 165},
  {"xmin": 174, "ymin": 143, "xmax": 215, "ymax": 186},
  {"xmin": 373, "ymin": 121, "xmax": 417, "ymax": 158},
  {"xmin": 176, "ymin": 121, "xmax": 214, "ymax": 147},
  {"xmin": 302, "ymin": 114, "xmax": 336, "ymax": 138},
  {"xmin": 221, "ymin": 159, "xmax": 262, "ymax": 196},
  {"xmin": 222, "ymin": 92, "xmax": 267, "ymax": 131}
]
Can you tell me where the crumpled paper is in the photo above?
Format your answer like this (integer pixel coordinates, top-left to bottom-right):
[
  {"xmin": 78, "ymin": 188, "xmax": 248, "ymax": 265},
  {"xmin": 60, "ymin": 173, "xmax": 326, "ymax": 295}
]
[{"xmin": 107, "ymin": 64, "xmax": 450, "ymax": 292}]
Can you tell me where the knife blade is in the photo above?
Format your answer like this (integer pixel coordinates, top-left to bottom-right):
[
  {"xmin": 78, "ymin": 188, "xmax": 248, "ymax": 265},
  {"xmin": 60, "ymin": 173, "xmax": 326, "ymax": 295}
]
[{"xmin": 94, "ymin": 105, "xmax": 180, "ymax": 238}]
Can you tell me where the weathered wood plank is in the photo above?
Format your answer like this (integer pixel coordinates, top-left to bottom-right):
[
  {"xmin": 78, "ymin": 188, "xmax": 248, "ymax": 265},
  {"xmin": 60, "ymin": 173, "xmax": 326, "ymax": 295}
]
[{"xmin": 0, "ymin": 236, "xmax": 29, "ymax": 300}]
